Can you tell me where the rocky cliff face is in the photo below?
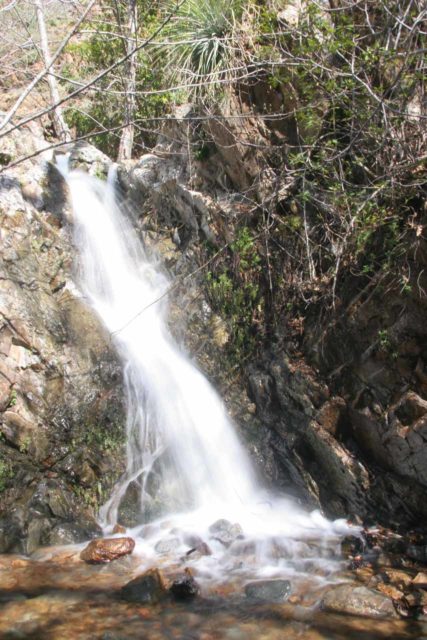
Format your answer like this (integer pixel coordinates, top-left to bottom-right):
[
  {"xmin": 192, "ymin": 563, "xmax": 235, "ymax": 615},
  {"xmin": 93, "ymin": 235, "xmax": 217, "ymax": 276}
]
[{"xmin": 0, "ymin": 128, "xmax": 125, "ymax": 553}]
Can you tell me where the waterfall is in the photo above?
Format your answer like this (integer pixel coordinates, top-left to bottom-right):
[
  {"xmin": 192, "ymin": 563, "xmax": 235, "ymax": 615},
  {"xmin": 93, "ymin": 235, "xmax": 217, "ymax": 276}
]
[
  {"xmin": 65, "ymin": 165, "xmax": 257, "ymax": 523},
  {"xmin": 63, "ymin": 163, "xmax": 357, "ymax": 579}
]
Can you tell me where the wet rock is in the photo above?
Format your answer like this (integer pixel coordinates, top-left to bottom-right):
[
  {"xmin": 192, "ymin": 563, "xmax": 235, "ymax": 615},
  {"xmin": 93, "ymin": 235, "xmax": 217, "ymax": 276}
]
[
  {"xmin": 0, "ymin": 520, "xmax": 21, "ymax": 553},
  {"xmin": 48, "ymin": 521, "xmax": 101, "ymax": 546},
  {"xmin": 112, "ymin": 524, "xmax": 127, "ymax": 535},
  {"xmin": 375, "ymin": 569, "xmax": 414, "ymax": 589},
  {"xmin": 186, "ymin": 542, "xmax": 212, "ymax": 559},
  {"xmin": 244, "ymin": 579, "xmax": 291, "ymax": 603},
  {"xmin": 183, "ymin": 533, "xmax": 204, "ymax": 548},
  {"xmin": 0, "ymin": 136, "xmax": 126, "ymax": 554},
  {"xmin": 80, "ymin": 537, "xmax": 135, "ymax": 564},
  {"xmin": 341, "ymin": 535, "xmax": 364, "ymax": 556},
  {"xmin": 403, "ymin": 590, "xmax": 427, "ymax": 607},
  {"xmin": 376, "ymin": 582, "xmax": 404, "ymax": 600},
  {"xmin": 407, "ymin": 544, "xmax": 427, "ymax": 563},
  {"xmin": 208, "ymin": 519, "xmax": 243, "ymax": 547},
  {"xmin": 169, "ymin": 569, "xmax": 200, "ymax": 601},
  {"xmin": 120, "ymin": 569, "xmax": 166, "ymax": 603},
  {"xmin": 321, "ymin": 584, "xmax": 397, "ymax": 618},
  {"xmin": 154, "ymin": 537, "xmax": 180, "ymax": 555},
  {"xmin": 26, "ymin": 517, "xmax": 53, "ymax": 555}
]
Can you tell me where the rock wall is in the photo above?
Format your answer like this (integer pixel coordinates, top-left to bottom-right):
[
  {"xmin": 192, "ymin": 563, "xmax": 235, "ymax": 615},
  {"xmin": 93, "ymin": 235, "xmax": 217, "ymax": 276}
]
[{"xmin": 0, "ymin": 129, "xmax": 125, "ymax": 553}]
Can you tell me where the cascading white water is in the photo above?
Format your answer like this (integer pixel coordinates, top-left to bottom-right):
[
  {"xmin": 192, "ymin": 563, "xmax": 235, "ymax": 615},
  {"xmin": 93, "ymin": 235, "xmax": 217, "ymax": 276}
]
[
  {"xmin": 67, "ymin": 165, "xmax": 256, "ymax": 522},
  {"xmin": 64, "ymin": 163, "xmax": 358, "ymax": 583}
]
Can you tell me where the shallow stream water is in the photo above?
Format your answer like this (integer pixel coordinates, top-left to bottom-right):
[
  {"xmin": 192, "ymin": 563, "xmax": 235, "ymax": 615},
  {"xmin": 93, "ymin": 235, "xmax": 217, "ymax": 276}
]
[{"xmin": 1, "ymin": 544, "xmax": 426, "ymax": 640}]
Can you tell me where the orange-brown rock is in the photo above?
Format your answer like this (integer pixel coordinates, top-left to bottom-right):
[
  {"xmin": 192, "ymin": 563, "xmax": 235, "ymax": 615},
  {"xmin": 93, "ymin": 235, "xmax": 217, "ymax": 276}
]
[
  {"xmin": 80, "ymin": 537, "xmax": 135, "ymax": 564},
  {"xmin": 376, "ymin": 582, "xmax": 404, "ymax": 601},
  {"xmin": 315, "ymin": 397, "xmax": 346, "ymax": 435},
  {"xmin": 112, "ymin": 524, "xmax": 127, "ymax": 535}
]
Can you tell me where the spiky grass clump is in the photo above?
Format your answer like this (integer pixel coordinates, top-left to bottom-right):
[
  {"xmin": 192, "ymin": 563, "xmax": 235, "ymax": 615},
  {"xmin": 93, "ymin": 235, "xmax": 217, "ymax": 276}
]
[{"xmin": 158, "ymin": 0, "xmax": 244, "ymax": 96}]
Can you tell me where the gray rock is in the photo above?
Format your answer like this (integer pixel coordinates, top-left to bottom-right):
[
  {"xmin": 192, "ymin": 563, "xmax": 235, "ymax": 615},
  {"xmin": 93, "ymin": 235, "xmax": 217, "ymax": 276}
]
[
  {"xmin": 244, "ymin": 579, "xmax": 291, "ymax": 602},
  {"xmin": 48, "ymin": 521, "xmax": 101, "ymax": 546},
  {"xmin": 0, "ymin": 519, "xmax": 21, "ymax": 553},
  {"xmin": 186, "ymin": 542, "xmax": 212, "ymax": 560},
  {"xmin": 208, "ymin": 519, "xmax": 243, "ymax": 547},
  {"xmin": 0, "ymin": 134, "xmax": 125, "ymax": 554},
  {"xmin": 69, "ymin": 142, "xmax": 111, "ymax": 178},
  {"xmin": 321, "ymin": 584, "xmax": 397, "ymax": 619},
  {"xmin": 154, "ymin": 536, "xmax": 180, "ymax": 555},
  {"xmin": 407, "ymin": 544, "xmax": 427, "ymax": 563}
]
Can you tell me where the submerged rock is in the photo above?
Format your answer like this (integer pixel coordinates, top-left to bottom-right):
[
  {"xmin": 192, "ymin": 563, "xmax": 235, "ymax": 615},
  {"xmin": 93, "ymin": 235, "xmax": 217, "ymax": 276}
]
[
  {"xmin": 244, "ymin": 579, "xmax": 291, "ymax": 602},
  {"xmin": 169, "ymin": 569, "xmax": 200, "ymax": 601},
  {"xmin": 154, "ymin": 537, "xmax": 180, "ymax": 555},
  {"xmin": 321, "ymin": 584, "xmax": 397, "ymax": 619},
  {"xmin": 208, "ymin": 519, "xmax": 243, "ymax": 547},
  {"xmin": 80, "ymin": 537, "xmax": 135, "ymax": 564},
  {"xmin": 120, "ymin": 569, "xmax": 166, "ymax": 603},
  {"xmin": 186, "ymin": 542, "xmax": 212, "ymax": 560},
  {"xmin": 112, "ymin": 524, "xmax": 127, "ymax": 535}
]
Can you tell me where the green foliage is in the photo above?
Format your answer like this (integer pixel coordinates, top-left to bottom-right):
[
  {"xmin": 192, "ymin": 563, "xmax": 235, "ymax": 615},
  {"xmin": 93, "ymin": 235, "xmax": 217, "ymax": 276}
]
[
  {"xmin": 0, "ymin": 458, "xmax": 14, "ymax": 492},
  {"xmin": 157, "ymin": 0, "xmax": 244, "ymax": 96},
  {"xmin": 206, "ymin": 227, "xmax": 262, "ymax": 360},
  {"xmin": 19, "ymin": 435, "xmax": 31, "ymax": 454},
  {"xmin": 71, "ymin": 421, "xmax": 125, "ymax": 455},
  {"xmin": 256, "ymin": 0, "xmax": 426, "ymax": 300},
  {"xmin": 68, "ymin": 422, "xmax": 125, "ymax": 511},
  {"xmin": 73, "ymin": 479, "xmax": 113, "ymax": 509},
  {"xmin": 7, "ymin": 389, "xmax": 17, "ymax": 408},
  {"xmin": 377, "ymin": 329, "xmax": 397, "ymax": 359},
  {"xmin": 378, "ymin": 329, "xmax": 390, "ymax": 350}
]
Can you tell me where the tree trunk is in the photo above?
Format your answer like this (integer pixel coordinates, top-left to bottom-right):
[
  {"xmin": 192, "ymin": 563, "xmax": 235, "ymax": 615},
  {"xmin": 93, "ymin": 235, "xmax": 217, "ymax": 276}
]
[
  {"xmin": 34, "ymin": 0, "xmax": 71, "ymax": 142},
  {"xmin": 118, "ymin": 0, "xmax": 137, "ymax": 161}
]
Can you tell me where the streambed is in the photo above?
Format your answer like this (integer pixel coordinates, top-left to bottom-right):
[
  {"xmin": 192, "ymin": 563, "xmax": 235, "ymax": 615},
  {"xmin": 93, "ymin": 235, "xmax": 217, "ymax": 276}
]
[{"xmin": 1, "ymin": 525, "xmax": 427, "ymax": 640}]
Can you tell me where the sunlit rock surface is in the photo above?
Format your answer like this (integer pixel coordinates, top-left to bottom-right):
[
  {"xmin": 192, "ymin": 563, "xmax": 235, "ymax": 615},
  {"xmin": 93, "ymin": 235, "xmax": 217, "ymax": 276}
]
[{"xmin": 0, "ymin": 135, "xmax": 125, "ymax": 553}]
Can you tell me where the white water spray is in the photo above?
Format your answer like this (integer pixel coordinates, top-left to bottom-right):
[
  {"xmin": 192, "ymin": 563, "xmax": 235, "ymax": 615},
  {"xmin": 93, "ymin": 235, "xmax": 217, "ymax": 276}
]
[{"xmin": 63, "ymin": 163, "xmax": 358, "ymax": 581}]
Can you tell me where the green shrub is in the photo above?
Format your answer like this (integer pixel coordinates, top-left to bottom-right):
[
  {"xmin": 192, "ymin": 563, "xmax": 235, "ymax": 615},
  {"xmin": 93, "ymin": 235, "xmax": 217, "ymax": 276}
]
[{"xmin": 157, "ymin": 0, "xmax": 244, "ymax": 96}]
